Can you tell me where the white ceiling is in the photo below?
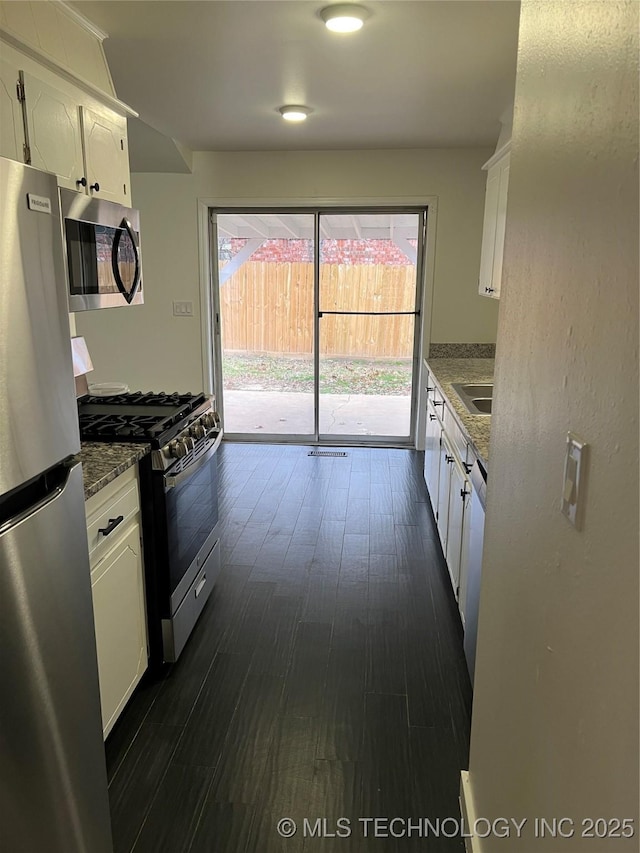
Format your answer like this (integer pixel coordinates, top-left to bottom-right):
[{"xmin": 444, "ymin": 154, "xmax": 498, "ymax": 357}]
[{"xmin": 72, "ymin": 0, "xmax": 520, "ymax": 156}]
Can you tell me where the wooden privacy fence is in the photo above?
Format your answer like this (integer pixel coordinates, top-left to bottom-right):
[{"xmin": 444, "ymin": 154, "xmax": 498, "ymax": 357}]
[{"xmin": 220, "ymin": 262, "xmax": 416, "ymax": 358}]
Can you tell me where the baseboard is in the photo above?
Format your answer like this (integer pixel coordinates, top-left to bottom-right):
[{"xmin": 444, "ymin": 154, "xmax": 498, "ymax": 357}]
[{"xmin": 460, "ymin": 770, "xmax": 484, "ymax": 853}]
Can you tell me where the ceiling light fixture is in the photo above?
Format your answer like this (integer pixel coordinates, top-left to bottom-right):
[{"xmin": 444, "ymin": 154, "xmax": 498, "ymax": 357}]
[
  {"xmin": 320, "ymin": 4, "xmax": 369, "ymax": 33},
  {"xmin": 279, "ymin": 105, "xmax": 311, "ymax": 122}
]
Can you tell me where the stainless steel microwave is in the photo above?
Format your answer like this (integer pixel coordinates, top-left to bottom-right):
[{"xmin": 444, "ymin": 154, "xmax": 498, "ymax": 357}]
[{"xmin": 60, "ymin": 189, "xmax": 143, "ymax": 311}]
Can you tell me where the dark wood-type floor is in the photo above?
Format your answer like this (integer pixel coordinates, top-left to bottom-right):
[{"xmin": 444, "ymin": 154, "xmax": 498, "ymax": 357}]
[{"xmin": 105, "ymin": 443, "xmax": 472, "ymax": 853}]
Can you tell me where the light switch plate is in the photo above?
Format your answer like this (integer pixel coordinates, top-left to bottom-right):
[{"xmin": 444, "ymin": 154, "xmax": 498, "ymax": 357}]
[
  {"xmin": 561, "ymin": 432, "xmax": 588, "ymax": 529},
  {"xmin": 173, "ymin": 300, "xmax": 194, "ymax": 317}
]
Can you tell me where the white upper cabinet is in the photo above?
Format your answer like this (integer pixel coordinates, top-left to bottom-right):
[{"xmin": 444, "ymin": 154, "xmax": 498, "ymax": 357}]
[
  {"xmin": 478, "ymin": 145, "xmax": 510, "ymax": 299},
  {"xmin": 21, "ymin": 70, "xmax": 84, "ymax": 190},
  {"xmin": 0, "ymin": 4, "xmax": 136, "ymax": 203},
  {"xmin": 0, "ymin": 59, "xmax": 24, "ymax": 161},
  {"xmin": 491, "ymin": 157, "xmax": 510, "ymax": 296},
  {"xmin": 478, "ymin": 164, "xmax": 501, "ymax": 296},
  {"xmin": 81, "ymin": 105, "xmax": 129, "ymax": 203},
  {"xmin": 20, "ymin": 71, "xmax": 130, "ymax": 203}
]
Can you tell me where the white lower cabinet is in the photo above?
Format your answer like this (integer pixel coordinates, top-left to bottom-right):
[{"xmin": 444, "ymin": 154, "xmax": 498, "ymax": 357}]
[
  {"xmin": 422, "ymin": 365, "xmax": 489, "ymax": 685},
  {"xmin": 424, "ymin": 398, "xmax": 442, "ymax": 514},
  {"xmin": 436, "ymin": 434, "xmax": 454, "ymax": 547},
  {"xmin": 458, "ymin": 493, "xmax": 474, "ymax": 629},
  {"xmin": 91, "ymin": 524, "xmax": 146, "ymax": 737},
  {"xmin": 445, "ymin": 456, "xmax": 470, "ymax": 599},
  {"xmin": 85, "ymin": 466, "xmax": 147, "ymax": 739},
  {"xmin": 460, "ymin": 481, "xmax": 486, "ymax": 681},
  {"xmin": 423, "ymin": 368, "xmax": 484, "ymax": 629}
]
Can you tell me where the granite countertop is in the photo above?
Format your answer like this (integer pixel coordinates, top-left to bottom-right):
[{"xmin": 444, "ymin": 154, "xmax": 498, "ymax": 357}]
[
  {"xmin": 79, "ymin": 442, "xmax": 150, "ymax": 500},
  {"xmin": 425, "ymin": 357, "xmax": 495, "ymax": 468}
]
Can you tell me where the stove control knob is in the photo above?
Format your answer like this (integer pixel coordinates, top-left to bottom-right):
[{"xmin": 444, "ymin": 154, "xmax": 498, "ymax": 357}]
[
  {"xmin": 190, "ymin": 422, "xmax": 206, "ymax": 439},
  {"xmin": 182, "ymin": 436, "xmax": 195, "ymax": 451},
  {"xmin": 202, "ymin": 412, "xmax": 218, "ymax": 430},
  {"xmin": 169, "ymin": 439, "xmax": 188, "ymax": 459}
]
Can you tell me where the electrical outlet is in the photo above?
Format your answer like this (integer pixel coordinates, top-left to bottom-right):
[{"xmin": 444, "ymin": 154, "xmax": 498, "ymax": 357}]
[{"xmin": 173, "ymin": 301, "xmax": 194, "ymax": 317}]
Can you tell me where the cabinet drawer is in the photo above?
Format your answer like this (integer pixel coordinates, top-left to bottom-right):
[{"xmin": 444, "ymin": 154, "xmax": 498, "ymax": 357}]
[
  {"xmin": 86, "ymin": 470, "xmax": 140, "ymax": 564},
  {"xmin": 427, "ymin": 388, "xmax": 446, "ymax": 424},
  {"xmin": 445, "ymin": 411, "xmax": 470, "ymax": 467}
]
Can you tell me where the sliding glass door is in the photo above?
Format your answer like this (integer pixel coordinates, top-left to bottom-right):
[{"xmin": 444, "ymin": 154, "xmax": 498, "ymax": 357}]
[
  {"xmin": 318, "ymin": 213, "xmax": 422, "ymax": 440},
  {"xmin": 214, "ymin": 212, "xmax": 316, "ymax": 438},
  {"xmin": 212, "ymin": 208, "xmax": 425, "ymax": 444}
]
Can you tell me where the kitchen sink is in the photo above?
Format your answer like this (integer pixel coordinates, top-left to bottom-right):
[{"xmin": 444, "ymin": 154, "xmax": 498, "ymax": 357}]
[
  {"xmin": 470, "ymin": 398, "xmax": 492, "ymax": 414},
  {"xmin": 457, "ymin": 383, "xmax": 493, "ymax": 397},
  {"xmin": 451, "ymin": 383, "xmax": 493, "ymax": 416}
]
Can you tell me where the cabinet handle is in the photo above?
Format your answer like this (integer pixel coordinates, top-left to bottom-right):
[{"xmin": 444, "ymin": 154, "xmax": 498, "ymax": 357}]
[
  {"xmin": 429, "ymin": 414, "xmax": 437, "ymax": 421},
  {"xmin": 98, "ymin": 515, "xmax": 124, "ymax": 537},
  {"xmin": 445, "ymin": 454, "xmax": 454, "ymax": 464},
  {"xmin": 463, "ymin": 462, "xmax": 473, "ymax": 474},
  {"xmin": 76, "ymin": 176, "xmax": 87, "ymax": 188},
  {"xmin": 433, "ymin": 401, "xmax": 444, "ymax": 408},
  {"xmin": 485, "ymin": 287, "xmax": 495, "ymax": 294},
  {"xmin": 195, "ymin": 574, "xmax": 207, "ymax": 598},
  {"xmin": 461, "ymin": 487, "xmax": 471, "ymax": 499},
  {"xmin": 90, "ymin": 182, "xmax": 100, "ymax": 192},
  {"xmin": 426, "ymin": 386, "xmax": 435, "ymax": 392}
]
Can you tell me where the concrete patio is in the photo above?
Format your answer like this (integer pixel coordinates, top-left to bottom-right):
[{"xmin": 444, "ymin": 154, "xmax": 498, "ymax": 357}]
[{"xmin": 222, "ymin": 390, "xmax": 412, "ymax": 437}]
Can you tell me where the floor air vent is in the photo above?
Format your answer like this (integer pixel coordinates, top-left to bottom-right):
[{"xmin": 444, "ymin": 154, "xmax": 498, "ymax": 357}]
[{"xmin": 308, "ymin": 451, "xmax": 348, "ymax": 457}]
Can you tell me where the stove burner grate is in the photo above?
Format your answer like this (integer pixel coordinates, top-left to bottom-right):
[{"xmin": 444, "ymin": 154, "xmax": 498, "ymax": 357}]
[
  {"xmin": 84, "ymin": 391, "xmax": 198, "ymax": 408},
  {"xmin": 79, "ymin": 414, "xmax": 169, "ymax": 439},
  {"xmin": 78, "ymin": 391, "xmax": 210, "ymax": 442}
]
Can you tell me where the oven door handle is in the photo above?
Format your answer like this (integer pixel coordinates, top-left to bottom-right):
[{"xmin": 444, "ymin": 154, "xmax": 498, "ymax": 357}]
[{"xmin": 164, "ymin": 429, "xmax": 223, "ymax": 491}]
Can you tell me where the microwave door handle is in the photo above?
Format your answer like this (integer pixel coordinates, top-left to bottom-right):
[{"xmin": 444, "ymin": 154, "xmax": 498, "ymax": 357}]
[{"xmin": 111, "ymin": 217, "xmax": 141, "ymax": 304}]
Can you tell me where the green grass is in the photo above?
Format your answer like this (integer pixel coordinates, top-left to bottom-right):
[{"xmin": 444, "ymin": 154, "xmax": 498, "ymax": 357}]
[{"xmin": 223, "ymin": 353, "xmax": 412, "ymax": 395}]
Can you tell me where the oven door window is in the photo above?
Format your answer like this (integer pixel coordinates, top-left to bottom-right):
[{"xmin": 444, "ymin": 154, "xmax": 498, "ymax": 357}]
[{"xmin": 165, "ymin": 452, "xmax": 219, "ymax": 598}]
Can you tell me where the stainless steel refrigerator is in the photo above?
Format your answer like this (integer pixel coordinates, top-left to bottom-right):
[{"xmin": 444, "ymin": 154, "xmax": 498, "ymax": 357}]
[{"xmin": 0, "ymin": 157, "xmax": 113, "ymax": 853}]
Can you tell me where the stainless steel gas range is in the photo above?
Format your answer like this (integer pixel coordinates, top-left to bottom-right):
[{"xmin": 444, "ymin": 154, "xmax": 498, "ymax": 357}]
[{"xmin": 78, "ymin": 391, "xmax": 223, "ymax": 668}]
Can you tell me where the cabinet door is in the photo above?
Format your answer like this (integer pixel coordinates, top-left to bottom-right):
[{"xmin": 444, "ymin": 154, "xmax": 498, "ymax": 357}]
[
  {"xmin": 0, "ymin": 60, "xmax": 25, "ymax": 162},
  {"xmin": 462, "ymin": 488, "xmax": 486, "ymax": 683},
  {"xmin": 81, "ymin": 106, "xmax": 129, "ymax": 204},
  {"xmin": 424, "ymin": 402, "xmax": 442, "ymax": 513},
  {"xmin": 491, "ymin": 158, "xmax": 510, "ymax": 299},
  {"xmin": 91, "ymin": 522, "xmax": 147, "ymax": 738},
  {"xmin": 478, "ymin": 163, "xmax": 501, "ymax": 297},
  {"xmin": 436, "ymin": 437, "xmax": 453, "ymax": 547},
  {"xmin": 21, "ymin": 71, "xmax": 84, "ymax": 191},
  {"xmin": 458, "ymin": 488, "xmax": 473, "ymax": 627},
  {"xmin": 446, "ymin": 460, "xmax": 470, "ymax": 598}
]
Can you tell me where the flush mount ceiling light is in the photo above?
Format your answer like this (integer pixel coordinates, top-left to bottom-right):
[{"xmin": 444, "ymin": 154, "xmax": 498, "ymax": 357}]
[
  {"xmin": 320, "ymin": 3, "xmax": 370, "ymax": 33},
  {"xmin": 278, "ymin": 105, "xmax": 312, "ymax": 122}
]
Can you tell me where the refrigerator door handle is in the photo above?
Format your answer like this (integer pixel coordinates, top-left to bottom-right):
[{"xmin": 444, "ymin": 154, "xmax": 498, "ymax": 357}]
[{"xmin": 0, "ymin": 464, "xmax": 72, "ymax": 535}]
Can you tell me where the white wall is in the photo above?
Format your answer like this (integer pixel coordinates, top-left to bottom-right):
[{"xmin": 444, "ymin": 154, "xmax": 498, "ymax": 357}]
[
  {"xmin": 76, "ymin": 148, "xmax": 498, "ymax": 392},
  {"xmin": 466, "ymin": 2, "xmax": 639, "ymax": 849}
]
